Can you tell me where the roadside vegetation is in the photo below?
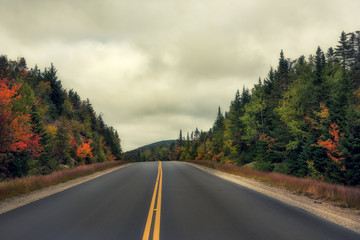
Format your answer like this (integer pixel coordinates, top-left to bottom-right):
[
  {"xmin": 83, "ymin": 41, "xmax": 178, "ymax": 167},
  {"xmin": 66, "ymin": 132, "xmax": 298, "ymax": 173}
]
[
  {"xmin": 0, "ymin": 56, "xmax": 122, "ymax": 180},
  {"xmin": 173, "ymin": 31, "xmax": 360, "ymax": 187},
  {"xmin": 188, "ymin": 160, "xmax": 360, "ymax": 209},
  {"xmin": 0, "ymin": 161, "xmax": 127, "ymax": 201},
  {"xmin": 129, "ymin": 30, "xmax": 360, "ymax": 208},
  {"xmin": 135, "ymin": 31, "xmax": 360, "ymax": 186}
]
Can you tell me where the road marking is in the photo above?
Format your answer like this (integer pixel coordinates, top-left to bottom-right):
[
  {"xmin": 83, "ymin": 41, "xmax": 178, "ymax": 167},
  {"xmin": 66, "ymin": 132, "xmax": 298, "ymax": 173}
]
[
  {"xmin": 153, "ymin": 162, "xmax": 162, "ymax": 239},
  {"xmin": 142, "ymin": 162, "xmax": 163, "ymax": 240}
]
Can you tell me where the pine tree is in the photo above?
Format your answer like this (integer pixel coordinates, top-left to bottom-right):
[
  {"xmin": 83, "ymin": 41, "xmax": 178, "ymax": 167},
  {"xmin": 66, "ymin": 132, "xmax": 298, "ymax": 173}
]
[
  {"xmin": 313, "ymin": 46, "xmax": 329, "ymax": 104},
  {"xmin": 335, "ymin": 31, "xmax": 351, "ymax": 69},
  {"xmin": 178, "ymin": 129, "xmax": 183, "ymax": 146},
  {"xmin": 0, "ymin": 55, "xmax": 8, "ymax": 73},
  {"xmin": 315, "ymin": 47, "xmax": 325, "ymax": 85},
  {"xmin": 18, "ymin": 57, "xmax": 27, "ymax": 70},
  {"xmin": 213, "ymin": 107, "xmax": 225, "ymax": 132},
  {"xmin": 194, "ymin": 127, "xmax": 200, "ymax": 139},
  {"xmin": 43, "ymin": 64, "xmax": 65, "ymax": 116},
  {"xmin": 230, "ymin": 89, "xmax": 241, "ymax": 112},
  {"xmin": 69, "ymin": 89, "xmax": 81, "ymax": 110},
  {"xmin": 212, "ymin": 107, "xmax": 225, "ymax": 155}
]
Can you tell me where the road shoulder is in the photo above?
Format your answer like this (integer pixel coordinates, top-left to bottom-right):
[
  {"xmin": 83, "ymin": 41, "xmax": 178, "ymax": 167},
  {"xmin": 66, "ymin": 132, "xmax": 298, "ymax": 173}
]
[
  {"xmin": 187, "ymin": 162, "xmax": 360, "ymax": 234},
  {"xmin": 0, "ymin": 163, "xmax": 132, "ymax": 215}
]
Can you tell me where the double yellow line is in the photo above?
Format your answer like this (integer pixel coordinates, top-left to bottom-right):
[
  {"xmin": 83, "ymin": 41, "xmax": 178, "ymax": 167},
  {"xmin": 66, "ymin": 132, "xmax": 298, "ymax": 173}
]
[{"xmin": 142, "ymin": 161, "xmax": 163, "ymax": 240}]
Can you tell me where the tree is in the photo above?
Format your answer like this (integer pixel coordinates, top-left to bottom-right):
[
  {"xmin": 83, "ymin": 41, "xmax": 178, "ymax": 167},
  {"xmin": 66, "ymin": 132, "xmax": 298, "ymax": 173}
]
[
  {"xmin": 69, "ymin": 89, "xmax": 81, "ymax": 110},
  {"xmin": 52, "ymin": 124, "xmax": 72, "ymax": 165},
  {"xmin": 0, "ymin": 55, "xmax": 9, "ymax": 74},
  {"xmin": 0, "ymin": 56, "xmax": 123, "ymax": 179},
  {"xmin": 335, "ymin": 31, "xmax": 351, "ymax": 69},
  {"xmin": 177, "ymin": 129, "xmax": 183, "ymax": 146},
  {"xmin": 211, "ymin": 107, "xmax": 225, "ymax": 156},
  {"xmin": 317, "ymin": 123, "xmax": 345, "ymax": 167},
  {"xmin": 274, "ymin": 50, "xmax": 291, "ymax": 96},
  {"xmin": 0, "ymin": 77, "xmax": 42, "ymax": 156},
  {"xmin": 77, "ymin": 140, "xmax": 94, "ymax": 164},
  {"xmin": 18, "ymin": 57, "xmax": 27, "ymax": 70},
  {"xmin": 314, "ymin": 47, "xmax": 326, "ymax": 86},
  {"xmin": 43, "ymin": 64, "xmax": 65, "ymax": 116}
]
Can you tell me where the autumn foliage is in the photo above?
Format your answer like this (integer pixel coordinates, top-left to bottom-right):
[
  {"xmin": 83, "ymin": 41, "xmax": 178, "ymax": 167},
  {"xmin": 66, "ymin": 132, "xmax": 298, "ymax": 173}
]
[
  {"xmin": 0, "ymin": 57, "xmax": 122, "ymax": 180},
  {"xmin": 0, "ymin": 77, "xmax": 42, "ymax": 156},
  {"xmin": 258, "ymin": 133, "xmax": 278, "ymax": 152},
  {"xmin": 317, "ymin": 123, "xmax": 345, "ymax": 168},
  {"xmin": 76, "ymin": 140, "xmax": 94, "ymax": 163}
]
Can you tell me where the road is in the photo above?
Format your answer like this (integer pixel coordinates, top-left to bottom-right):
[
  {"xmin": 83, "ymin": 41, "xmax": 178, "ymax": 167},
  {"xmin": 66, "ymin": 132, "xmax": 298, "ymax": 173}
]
[{"xmin": 0, "ymin": 161, "xmax": 359, "ymax": 240}]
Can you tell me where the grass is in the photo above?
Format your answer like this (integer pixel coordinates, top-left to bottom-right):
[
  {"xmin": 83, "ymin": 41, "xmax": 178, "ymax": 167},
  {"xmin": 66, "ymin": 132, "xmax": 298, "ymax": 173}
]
[
  {"xmin": 0, "ymin": 161, "xmax": 128, "ymax": 201},
  {"xmin": 187, "ymin": 160, "xmax": 360, "ymax": 209}
]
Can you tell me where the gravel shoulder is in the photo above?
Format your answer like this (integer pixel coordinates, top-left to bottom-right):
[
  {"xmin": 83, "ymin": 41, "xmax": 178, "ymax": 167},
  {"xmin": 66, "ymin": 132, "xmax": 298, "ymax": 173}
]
[
  {"xmin": 187, "ymin": 162, "xmax": 360, "ymax": 234},
  {"xmin": 0, "ymin": 163, "xmax": 132, "ymax": 215}
]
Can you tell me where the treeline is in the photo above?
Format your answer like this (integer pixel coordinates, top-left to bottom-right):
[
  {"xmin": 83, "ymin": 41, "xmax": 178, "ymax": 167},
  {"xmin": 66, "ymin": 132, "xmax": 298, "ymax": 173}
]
[
  {"xmin": 172, "ymin": 31, "xmax": 360, "ymax": 186},
  {"xmin": 0, "ymin": 56, "xmax": 122, "ymax": 179},
  {"xmin": 124, "ymin": 140, "xmax": 176, "ymax": 162}
]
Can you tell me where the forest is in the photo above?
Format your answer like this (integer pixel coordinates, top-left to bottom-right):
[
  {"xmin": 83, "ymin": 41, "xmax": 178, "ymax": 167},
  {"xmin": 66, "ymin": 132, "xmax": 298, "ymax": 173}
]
[
  {"xmin": 133, "ymin": 31, "xmax": 360, "ymax": 186},
  {"xmin": 124, "ymin": 140, "xmax": 176, "ymax": 162},
  {"xmin": 0, "ymin": 56, "xmax": 122, "ymax": 179}
]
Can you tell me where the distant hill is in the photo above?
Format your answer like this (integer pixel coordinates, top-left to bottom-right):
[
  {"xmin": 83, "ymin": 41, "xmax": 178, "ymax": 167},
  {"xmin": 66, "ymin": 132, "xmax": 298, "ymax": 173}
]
[
  {"xmin": 136, "ymin": 140, "xmax": 176, "ymax": 150},
  {"xmin": 124, "ymin": 140, "xmax": 176, "ymax": 162}
]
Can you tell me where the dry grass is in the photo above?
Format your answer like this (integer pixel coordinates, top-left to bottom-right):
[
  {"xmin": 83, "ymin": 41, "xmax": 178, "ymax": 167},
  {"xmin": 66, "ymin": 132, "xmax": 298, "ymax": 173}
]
[
  {"xmin": 187, "ymin": 160, "xmax": 360, "ymax": 209},
  {"xmin": 0, "ymin": 161, "xmax": 127, "ymax": 201}
]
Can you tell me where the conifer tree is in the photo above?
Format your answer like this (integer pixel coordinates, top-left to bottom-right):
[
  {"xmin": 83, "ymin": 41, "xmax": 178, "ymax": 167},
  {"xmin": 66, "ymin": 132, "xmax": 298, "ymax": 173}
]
[
  {"xmin": 178, "ymin": 129, "xmax": 183, "ymax": 146},
  {"xmin": 43, "ymin": 64, "xmax": 65, "ymax": 116},
  {"xmin": 0, "ymin": 55, "xmax": 8, "ymax": 73},
  {"xmin": 335, "ymin": 31, "xmax": 351, "ymax": 69}
]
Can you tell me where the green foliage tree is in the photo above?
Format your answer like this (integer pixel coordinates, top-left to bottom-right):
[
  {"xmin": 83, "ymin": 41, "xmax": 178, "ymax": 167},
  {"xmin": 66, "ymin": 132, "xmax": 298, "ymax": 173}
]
[
  {"xmin": 168, "ymin": 30, "xmax": 360, "ymax": 186},
  {"xmin": 43, "ymin": 64, "xmax": 65, "ymax": 117}
]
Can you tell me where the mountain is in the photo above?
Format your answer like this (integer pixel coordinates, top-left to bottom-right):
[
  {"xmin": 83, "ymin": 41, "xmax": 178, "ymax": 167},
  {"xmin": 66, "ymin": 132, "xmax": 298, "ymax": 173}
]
[
  {"xmin": 124, "ymin": 140, "xmax": 176, "ymax": 162},
  {"xmin": 137, "ymin": 140, "xmax": 177, "ymax": 150}
]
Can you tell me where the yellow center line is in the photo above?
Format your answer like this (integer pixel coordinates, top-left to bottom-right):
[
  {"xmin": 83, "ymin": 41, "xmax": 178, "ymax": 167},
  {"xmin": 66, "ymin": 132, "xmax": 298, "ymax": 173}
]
[
  {"xmin": 153, "ymin": 162, "xmax": 162, "ymax": 239},
  {"xmin": 142, "ymin": 161, "xmax": 163, "ymax": 240}
]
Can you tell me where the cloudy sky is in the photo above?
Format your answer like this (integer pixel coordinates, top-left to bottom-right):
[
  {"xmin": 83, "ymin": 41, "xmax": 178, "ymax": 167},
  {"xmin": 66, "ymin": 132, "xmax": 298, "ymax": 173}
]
[{"xmin": 0, "ymin": 0, "xmax": 359, "ymax": 151}]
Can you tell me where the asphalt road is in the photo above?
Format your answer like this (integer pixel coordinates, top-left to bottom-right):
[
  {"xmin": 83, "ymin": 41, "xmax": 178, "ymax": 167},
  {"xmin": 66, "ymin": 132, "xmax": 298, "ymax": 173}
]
[{"xmin": 0, "ymin": 161, "xmax": 359, "ymax": 240}]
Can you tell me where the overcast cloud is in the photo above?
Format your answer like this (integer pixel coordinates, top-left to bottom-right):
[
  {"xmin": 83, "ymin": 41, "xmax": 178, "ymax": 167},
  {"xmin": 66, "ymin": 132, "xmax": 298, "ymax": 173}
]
[{"xmin": 1, "ymin": 0, "xmax": 359, "ymax": 150}]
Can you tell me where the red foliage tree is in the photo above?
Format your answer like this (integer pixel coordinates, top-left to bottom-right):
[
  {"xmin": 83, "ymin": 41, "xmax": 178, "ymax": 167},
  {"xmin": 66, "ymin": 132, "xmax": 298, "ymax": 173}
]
[
  {"xmin": 0, "ymin": 77, "xmax": 42, "ymax": 157},
  {"xmin": 317, "ymin": 123, "xmax": 345, "ymax": 170}
]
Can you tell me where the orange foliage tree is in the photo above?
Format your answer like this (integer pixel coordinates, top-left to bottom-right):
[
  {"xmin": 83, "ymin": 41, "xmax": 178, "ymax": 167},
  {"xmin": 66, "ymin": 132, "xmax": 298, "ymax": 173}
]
[
  {"xmin": 0, "ymin": 77, "xmax": 42, "ymax": 157},
  {"xmin": 317, "ymin": 123, "xmax": 345, "ymax": 170},
  {"xmin": 76, "ymin": 140, "xmax": 94, "ymax": 163}
]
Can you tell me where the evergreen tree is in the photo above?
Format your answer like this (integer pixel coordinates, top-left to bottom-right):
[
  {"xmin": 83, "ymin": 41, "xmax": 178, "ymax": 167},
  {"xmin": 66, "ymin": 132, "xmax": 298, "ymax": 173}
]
[
  {"xmin": 314, "ymin": 47, "xmax": 326, "ymax": 85},
  {"xmin": 43, "ymin": 64, "xmax": 65, "ymax": 116},
  {"xmin": 213, "ymin": 107, "xmax": 225, "ymax": 133},
  {"xmin": 178, "ymin": 129, "xmax": 183, "ymax": 146},
  {"xmin": 69, "ymin": 89, "xmax": 81, "ymax": 110},
  {"xmin": 212, "ymin": 107, "xmax": 225, "ymax": 155},
  {"xmin": 194, "ymin": 127, "xmax": 200, "ymax": 139},
  {"xmin": 274, "ymin": 50, "xmax": 291, "ymax": 97},
  {"xmin": 0, "ymin": 55, "xmax": 8, "ymax": 73},
  {"xmin": 335, "ymin": 31, "xmax": 351, "ymax": 69},
  {"xmin": 18, "ymin": 57, "xmax": 27, "ymax": 70}
]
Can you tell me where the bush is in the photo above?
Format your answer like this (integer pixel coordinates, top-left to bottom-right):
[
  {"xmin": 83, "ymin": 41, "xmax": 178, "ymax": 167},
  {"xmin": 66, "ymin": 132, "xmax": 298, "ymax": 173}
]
[{"xmin": 253, "ymin": 161, "xmax": 274, "ymax": 172}]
